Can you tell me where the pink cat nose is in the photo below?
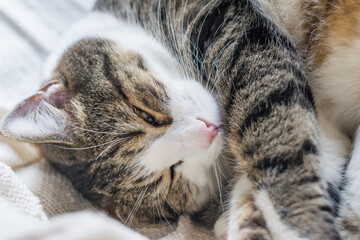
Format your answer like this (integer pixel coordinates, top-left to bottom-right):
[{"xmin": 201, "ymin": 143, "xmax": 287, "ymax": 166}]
[{"xmin": 197, "ymin": 118, "xmax": 219, "ymax": 144}]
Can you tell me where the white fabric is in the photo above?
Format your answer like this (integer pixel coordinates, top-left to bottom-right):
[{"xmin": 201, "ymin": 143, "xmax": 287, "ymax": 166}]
[
  {"xmin": 0, "ymin": 1, "xmax": 215, "ymax": 239},
  {"xmin": 0, "ymin": 195, "xmax": 148, "ymax": 240}
]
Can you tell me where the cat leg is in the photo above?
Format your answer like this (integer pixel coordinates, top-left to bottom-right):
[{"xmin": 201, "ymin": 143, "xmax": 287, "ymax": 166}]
[
  {"xmin": 337, "ymin": 127, "xmax": 360, "ymax": 239},
  {"xmin": 216, "ymin": 174, "xmax": 336, "ymax": 240},
  {"xmin": 343, "ymin": 127, "xmax": 360, "ymax": 216},
  {"xmin": 226, "ymin": 176, "xmax": 272, "ymax": 240},
  {"xmin": 214, "ymin": 211, "xmax": 228, "ymax": 240},
  {"xmin": 228, "ymin": 104, "xmax": 340, "ymax": 239},
  {"xmin": 317, "ymin": 116, "xmax": 352, "ymax": 212}
]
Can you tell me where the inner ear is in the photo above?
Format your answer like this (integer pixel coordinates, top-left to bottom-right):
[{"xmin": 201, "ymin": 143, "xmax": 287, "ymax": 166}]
[{"xmin": 1, "ymin": 81, "xmax": 74, "ymax": 144}]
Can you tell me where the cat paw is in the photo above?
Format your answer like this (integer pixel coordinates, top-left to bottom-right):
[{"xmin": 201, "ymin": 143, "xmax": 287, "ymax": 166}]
[
  {"xmin": 215, "ymin": 214, "xmax": 271, "ymax": 240},
  {"xmin": 214, "ymin": 212, "xmax": 228, "ymax": 239},
  {"xmin": 228, "ymin": 228, "xmax": 272, "ymax": 240}
]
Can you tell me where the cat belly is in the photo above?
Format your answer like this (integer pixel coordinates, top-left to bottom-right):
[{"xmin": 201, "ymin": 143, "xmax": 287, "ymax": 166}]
[{"xmin": 314, "ymin": 39, "xmax": 360, "ymax": 137}]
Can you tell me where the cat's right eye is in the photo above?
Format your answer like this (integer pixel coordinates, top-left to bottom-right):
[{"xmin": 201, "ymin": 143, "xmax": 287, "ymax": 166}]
[{"xmin": 133, "ymin": 106, "xmax": 167, "ymax": 127}]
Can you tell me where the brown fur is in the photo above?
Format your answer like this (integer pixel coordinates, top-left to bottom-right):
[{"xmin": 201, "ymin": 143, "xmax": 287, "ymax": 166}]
[
  {"xmin": 1, "ymin": 1, "xmax": 342, "ymax": 239},
  {"xmin": 95, "ymin": 0, "xmax": 339, "ymax": 238},
  {"xmin": 302, "ymin": 0, "xmax": 360, "ymax": 67}
]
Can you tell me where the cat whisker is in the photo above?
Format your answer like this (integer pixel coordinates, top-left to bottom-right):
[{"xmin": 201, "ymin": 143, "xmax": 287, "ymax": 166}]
[
  {"xmin": 208, "ymin": 39, "xmax": 237, "ymax": 95},
  {"xmin": 94, "ymin": 137, "xmax": 134, "ymax": 161},
  {"xmin": 68, "ymin": 122, "xmax": 123, "ymax": 135},
  {"xmin": 102, "ymin": 122, "xmax": 125, "ymax": 132},
  {"xmin": 210, "ymin": 161, "xmax": 224, "ymax": 210},
  {"xmin": 125, "ymin": 186, "xmax": 148, "ymax": 226},
  {"xmin": 195, "ymin": 1, "xmax": 216, "ymax": 51},
  {"xmin": 49, "ymin": 136, "xmax": 133, "ymax": 151},
  {"xmin": 155, "ymin": 200, "xmax": 163, "ymax": 224},
  {"xmin": 204, "ymin": 26, "xmax": 234, "ymax": 93},
  {"xmin": 186, "ymin": 38, "xmax": 205, "ymax": 82},
  {"xmin": 152, "ymin": 201, "xmax": 156, "ymax": 227},
  {"xmin": 158, "ymin": 200, "xmax": 174, "ymax": 230},
  {"xmin": 162, "ymin": 192, "xmax": 180, "ymax": 216},
  {"xmin": 217, "ymin": 158, "xmax": 231, "ymax": 180}
]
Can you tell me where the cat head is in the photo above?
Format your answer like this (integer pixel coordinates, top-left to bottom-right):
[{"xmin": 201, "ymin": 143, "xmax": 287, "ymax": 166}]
[{"xmin": 1, "ymin": 38, "xmax": 224, "ymax": 226}]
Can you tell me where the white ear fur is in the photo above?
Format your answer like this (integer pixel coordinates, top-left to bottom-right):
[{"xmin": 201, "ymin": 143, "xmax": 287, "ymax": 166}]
[{"xmin": 1, "ymin": 82, "xmax": 73, "ymax": 143}]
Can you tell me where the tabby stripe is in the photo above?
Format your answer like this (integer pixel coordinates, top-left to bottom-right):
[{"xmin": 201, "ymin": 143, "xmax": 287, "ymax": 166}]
[
  {"xmin": 52, "ymin": 160, "xmax": 114, "ymax": 202},
  {"xmin": 120, "ymin": 147, "xmax": 145, "ymax": 158},
  {"xmin": 222, "ymin": 31, "xmax": 300, "ymax": 114},
  {"xmin": 133, "ymin": 172, "xmax": 155, "ymax": 184},
  {"xmin": 218, "ymin": 4, "xmax": 300, "ymax": 113},
  {"xmin": 190, "ymin": 1, "xmax": 233, "ymax": 58},
  {"xmin": 319, "ymin": 205, "xmax": 334, "ymax": 214},
  {"xmin": 121, "ymin": 131, "xmax": 145, "ymax": 139},
  {"xmin": 248, "ymin": 0, "xmax": 297, "ymax": 53},
  {"xmin": 190, "ymin": 0, "xmax": 233, "ymax": 89},
  {"xmin": 222, "ymin": 58, "xmax": 258, "ymax": 113},
  {"xmin": 225, "ymin": 2, "xmax": 296, "ymax": 74},
  {"xmin": 238, "ymin": 214, "xmax": 267, "ymax": 230},
  {"xmin": 102, "ymin": 52, "xmax": 128, "ymax": 99},
  {"xmin": 254, "ymin": 139, "xmax": 318, "ymax": 173},
  {"xmin": 94, "ymin": 164, "xmax": 122, "ymax": 189},
  {"xmin": 285, "ymin": 199, "xmax": 331, "ymax": 218},
  {"xmin": 96, "ymin": 144, "xmax": 121, "ymax": 160},
  {"xmin": 302, "ymin": 139, "xmax": 318, "ymax": 155},
  {"xmin": 98, "ymin": 131, "xmax": 144, "ymax": 160},
  {"xmin": 294, "ymin": 175, "xmax": 320, "ymax": 186},
  {"xmin": 224, "ymin": 58, "xmax": 312, "ymax": 117},
  {"xmin": 147, "ymin": 175, "xmax": 163, "ymax": 188},
  {"xmin": 239, "ymin": 82, "xmax": 314, "ymax": 137},
  {"xmin": 163, "ymin": 200, "xmax": 180, "ymax": 217},
  {"xmin": 290, "ymin": 64, "xmax": 316, "ymax": 109},
  {"xmin": 327, "ymin": 182, "xmax": 341, "ymax": 216},
  {"xmin": 287, "ymin": 204, "xmax": 335, "ymax": 222},
  {"xmin": 127, "ymin": 175, "xmax": 163, "ymax": 191},
  {"xmin": 303, "ymin": 83, "xmax": 316, "ymax": 110}
]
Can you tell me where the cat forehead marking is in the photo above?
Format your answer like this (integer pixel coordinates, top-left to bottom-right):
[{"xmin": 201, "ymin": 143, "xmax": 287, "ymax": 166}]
[{"xmin": 55, "ymin": 38, "xmax": 171, "ymax": 114}]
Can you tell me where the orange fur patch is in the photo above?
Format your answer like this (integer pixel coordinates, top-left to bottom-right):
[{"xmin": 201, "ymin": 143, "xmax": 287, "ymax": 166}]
[{"xmin": 327, "ymin": 0, "xmax": 360, "ymax": 46}]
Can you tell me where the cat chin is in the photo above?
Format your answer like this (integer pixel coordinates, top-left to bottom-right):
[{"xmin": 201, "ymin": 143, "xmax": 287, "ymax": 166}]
[{"xmin": 138, "ymin": 126, "xmax": 223, "ymax": 187}]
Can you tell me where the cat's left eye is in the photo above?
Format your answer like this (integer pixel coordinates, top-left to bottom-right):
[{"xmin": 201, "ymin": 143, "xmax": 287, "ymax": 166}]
[{"xmin": 133, "ymin": 106, "xmax": 166, "ymax": 127}]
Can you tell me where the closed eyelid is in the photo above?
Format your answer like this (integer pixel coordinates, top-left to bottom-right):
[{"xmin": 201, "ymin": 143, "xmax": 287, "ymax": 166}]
[{"xmin": 131, "ymin": 101, "xmax": 172, "ymax": 125}]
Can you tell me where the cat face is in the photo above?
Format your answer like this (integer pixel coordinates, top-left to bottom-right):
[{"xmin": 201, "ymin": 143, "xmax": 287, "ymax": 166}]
[{"xmin": 1, "ymin": 38, "xmax": 224, "ymax": 226}]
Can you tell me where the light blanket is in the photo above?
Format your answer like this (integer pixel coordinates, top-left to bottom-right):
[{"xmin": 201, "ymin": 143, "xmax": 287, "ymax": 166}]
[{"xmin": 0, "ymin": 0, "xmax": 215, "ymax": 239}]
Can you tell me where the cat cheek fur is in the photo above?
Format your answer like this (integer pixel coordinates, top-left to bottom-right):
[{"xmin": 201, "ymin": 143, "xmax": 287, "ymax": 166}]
[{"xmin": 139, "ymin": 79, "xmax": 224, "ymax": 187}]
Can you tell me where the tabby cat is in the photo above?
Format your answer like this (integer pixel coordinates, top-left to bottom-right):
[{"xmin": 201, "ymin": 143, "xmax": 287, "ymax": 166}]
[{"xmin": 1, "ymin": 0, "xmax": 340, "ymax": 239}]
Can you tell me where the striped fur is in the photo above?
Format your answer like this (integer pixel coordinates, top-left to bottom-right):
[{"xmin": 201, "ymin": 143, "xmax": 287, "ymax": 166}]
[
  {"xmin": 94, "ymin": 0, "xmax": 341, "ymax": 239},
  {"xmin": 2, "ymin": 31, "xmax": 225, "ymax": 228},
  {"xmin": 0, "ymin": 0, "xmax": 344, "ymax": 239},
  {"xmin": 264, "ymin": 0, "xmax": 360, "ymax": 238}
]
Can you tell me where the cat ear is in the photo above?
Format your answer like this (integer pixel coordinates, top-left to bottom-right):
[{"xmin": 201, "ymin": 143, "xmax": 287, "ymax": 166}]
[{"xmin": 1, "ymin": 81, "xmax": 74, "ymax": 144}]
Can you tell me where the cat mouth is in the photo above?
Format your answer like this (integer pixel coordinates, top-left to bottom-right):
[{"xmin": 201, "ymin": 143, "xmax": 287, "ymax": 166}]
[
  {"xmin": 170, "ymin": 160, "xmax": 183, "ymax": 171},
  {"xmin": 170, "ymin": 160, "xmax": 184, "ymax": 181}
]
